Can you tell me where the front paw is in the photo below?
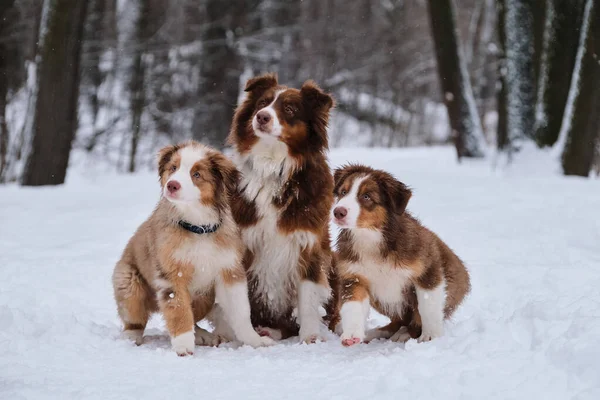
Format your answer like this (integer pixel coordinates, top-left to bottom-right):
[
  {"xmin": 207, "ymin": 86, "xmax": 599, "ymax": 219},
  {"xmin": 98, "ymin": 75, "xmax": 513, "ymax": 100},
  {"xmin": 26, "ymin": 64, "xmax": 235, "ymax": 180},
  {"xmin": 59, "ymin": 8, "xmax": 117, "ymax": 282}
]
[
  {"xmin": 390, "ymin": 327, "xmax": 411, "ymax": 343},
  {"xmin": 340, "ymin": 331, "xmax": 364, "ymax": 347},
  {"xmin": 256, "ymin": 326, "xmax": 283, "ymax": 340},
  {"xmin": 300, "ymin": 332, "xmax": 327, "ymax": 344},
  {"xmin": 242, "ymin": 334, "xmax": 276, "ymax": 348},
  {"xmin": 418, "ymin": 325, "xmax": 444, "ymax": 343},
  {"xmin": 171, "ymin": 331, "xmax": 195, "ymax": 356},
  {"xmin": 194, "ymin": 327, "xmax": 225, "ymax": 346}
]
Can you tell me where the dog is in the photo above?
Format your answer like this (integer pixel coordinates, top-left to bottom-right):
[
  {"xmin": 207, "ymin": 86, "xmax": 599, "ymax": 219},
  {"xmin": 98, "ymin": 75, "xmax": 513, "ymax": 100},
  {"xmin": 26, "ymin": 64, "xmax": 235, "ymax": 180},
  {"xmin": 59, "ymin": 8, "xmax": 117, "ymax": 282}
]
[
  {"xmin": 112, "ymin": 141, "xmax": 274, "ymax": 355},
  {"xmin": 331, "ymin": 164, "xmax": 470, "ymax": 346},
  {"xmin": 221, "ymin": 73, "xmax": 340, "ymax": 342}
]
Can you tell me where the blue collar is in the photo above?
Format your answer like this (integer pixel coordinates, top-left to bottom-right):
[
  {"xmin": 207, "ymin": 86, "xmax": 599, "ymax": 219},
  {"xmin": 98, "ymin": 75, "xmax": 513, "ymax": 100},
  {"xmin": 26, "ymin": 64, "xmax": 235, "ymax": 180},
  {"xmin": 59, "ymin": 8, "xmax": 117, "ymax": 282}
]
[{"xmin": 178, "ymin": 220, "xmax": 221, "ymax": 235}]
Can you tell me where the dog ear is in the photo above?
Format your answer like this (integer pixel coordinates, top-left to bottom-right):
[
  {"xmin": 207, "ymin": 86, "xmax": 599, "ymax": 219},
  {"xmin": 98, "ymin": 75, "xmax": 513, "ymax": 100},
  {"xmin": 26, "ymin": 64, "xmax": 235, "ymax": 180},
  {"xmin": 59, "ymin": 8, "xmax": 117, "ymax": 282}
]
[
  {"xmin": 157, "ymin": 144, "xmax": 179, "ymax": 177},
  {"xmin": 301, "ymin": 80, "xmax": 334, "ymax": 150},
  {"xmin": 380, "ymin": 174, "xmax": 412, "ymax": 215},
  {"xmin": 209, "ymin": 152, "xmax": 240, "ymax": 198},
  {"xmin": 244, "ymin": 73, "xmax": 278, "ymax": 96}
]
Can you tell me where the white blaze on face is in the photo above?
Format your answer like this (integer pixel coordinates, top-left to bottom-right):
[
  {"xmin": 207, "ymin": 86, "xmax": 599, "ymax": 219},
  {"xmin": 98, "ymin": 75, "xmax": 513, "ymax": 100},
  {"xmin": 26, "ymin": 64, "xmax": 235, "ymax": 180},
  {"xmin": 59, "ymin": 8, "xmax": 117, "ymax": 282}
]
[
  {"xmin": 332, "ymin": 175, "xmax": 368, "ymax": 229},
  {"xmin": 252, "ymin": 89, "xmax": 285, "ymax": 138},
  {"xmin": 163, "ymin": 146, "xmax": 207, "ymax": 203}
]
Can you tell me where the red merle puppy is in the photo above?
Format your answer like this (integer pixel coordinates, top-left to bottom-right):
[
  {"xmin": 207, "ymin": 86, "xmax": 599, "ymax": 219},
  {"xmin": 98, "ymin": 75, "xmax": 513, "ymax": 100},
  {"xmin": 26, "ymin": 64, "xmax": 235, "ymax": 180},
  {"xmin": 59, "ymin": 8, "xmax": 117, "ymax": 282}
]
[{"xmin": 212, "ymin": 73, "xmax": 340, "ymax": 343}]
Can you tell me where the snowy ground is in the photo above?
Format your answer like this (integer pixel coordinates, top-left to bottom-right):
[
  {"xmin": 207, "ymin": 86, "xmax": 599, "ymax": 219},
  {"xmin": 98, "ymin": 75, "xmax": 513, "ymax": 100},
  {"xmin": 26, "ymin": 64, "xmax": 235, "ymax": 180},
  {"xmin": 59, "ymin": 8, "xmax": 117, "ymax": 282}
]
[{"xmin": 1, "ymin": 146, "xmax": 599, "ymax": 400}]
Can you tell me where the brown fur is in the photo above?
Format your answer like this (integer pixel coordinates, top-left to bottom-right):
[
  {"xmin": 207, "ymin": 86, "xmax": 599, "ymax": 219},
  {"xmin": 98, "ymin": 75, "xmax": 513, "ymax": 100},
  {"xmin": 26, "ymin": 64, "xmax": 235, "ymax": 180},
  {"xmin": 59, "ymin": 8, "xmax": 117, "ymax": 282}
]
[
  {"xmin": 112, "ymin": 141, "xmax": 244, "ymax": 351},
  {"xmin": 227, "ymin": 73, "xmax": 340, "ymax": 338},
  {"xmin": 334, "ymin": 164, "xmax": 470, "ymax": 341}
]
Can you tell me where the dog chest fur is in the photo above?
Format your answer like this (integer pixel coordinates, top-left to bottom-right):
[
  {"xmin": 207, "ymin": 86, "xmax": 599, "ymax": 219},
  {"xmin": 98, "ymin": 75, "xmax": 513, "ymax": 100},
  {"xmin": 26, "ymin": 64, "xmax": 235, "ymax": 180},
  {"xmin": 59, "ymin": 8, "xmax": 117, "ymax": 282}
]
[{"xmin": 171, "ymin": 237, "xmax": 239, "ymax": 294}]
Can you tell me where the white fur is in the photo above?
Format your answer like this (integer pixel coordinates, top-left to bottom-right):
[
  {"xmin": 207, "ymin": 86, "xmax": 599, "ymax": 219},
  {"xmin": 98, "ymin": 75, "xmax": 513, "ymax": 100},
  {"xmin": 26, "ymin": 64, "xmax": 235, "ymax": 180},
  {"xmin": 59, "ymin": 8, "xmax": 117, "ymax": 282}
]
[
  {"xmin": 171, "ymin": 236, "xmax": 239, "ymax": 295},
  {"xmin": 416, "ymin": 279, "xmax": 446, "ymax": 342},
  {"xmin": 233, "ymin": 144, "xmax": 318, "ymax": 317},
  {"xmin": 163, "ymin": 145, "xmax": 219, "ymax": 226},
  {"xmin": 215, "ymin": 280, "xmax": 274, "ymax": 347},
  {"xmin": 332, "ymin": 176, "xmax": 367, "ymax": 228},
  {"xmin": 298, "ymin": 281, "xmax": 330, "ymax": 342},
  {"xmin": 344, "ymin": 255, "xmax": 414, "ymax": 317},
  {"xmin": 252, "ymin": 90, "xmax": 285, "ymax": 138},
  {"xmin": 256, "ymin": 326, "xmax": 283, "ymax": 340},
  {"xmin": 171, "ymin": 330, "xmax": 195, "ymax": 355},
  {"xmin": 340, "ymin": 299, "xmax": 370, "ymax": 342}
]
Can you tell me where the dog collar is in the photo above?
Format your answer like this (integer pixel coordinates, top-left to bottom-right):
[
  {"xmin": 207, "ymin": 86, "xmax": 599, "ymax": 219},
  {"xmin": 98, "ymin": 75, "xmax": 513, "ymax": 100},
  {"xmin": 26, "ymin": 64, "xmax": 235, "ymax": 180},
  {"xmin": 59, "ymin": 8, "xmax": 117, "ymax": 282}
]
[{"xmin": 178, "ymin": 220, "xmax": 221, "ymax": 235}]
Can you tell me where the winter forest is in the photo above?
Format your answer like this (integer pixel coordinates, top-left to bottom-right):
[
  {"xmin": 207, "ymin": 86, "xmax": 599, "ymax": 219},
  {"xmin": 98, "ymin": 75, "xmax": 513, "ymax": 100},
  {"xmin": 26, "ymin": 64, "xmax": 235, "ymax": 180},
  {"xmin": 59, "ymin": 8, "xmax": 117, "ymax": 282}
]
[{"xmin": 0, "ymin": 0, "xmax": 598, "ymax": 185}]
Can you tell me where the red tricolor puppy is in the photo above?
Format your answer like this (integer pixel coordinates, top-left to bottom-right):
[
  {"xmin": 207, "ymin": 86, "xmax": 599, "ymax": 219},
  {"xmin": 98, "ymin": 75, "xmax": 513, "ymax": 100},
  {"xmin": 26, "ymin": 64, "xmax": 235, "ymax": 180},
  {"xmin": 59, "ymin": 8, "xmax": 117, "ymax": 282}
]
[
  {"xmin": 332, "ymin": 164, "xmax": 470, "ymax": 346},
  {"xmin": 223, "ymin": 73, "xmax": 340, "ymax": 342},
  {"xmin": 112, "ymin": 141, "xmax": 273, "ymax": 356}
]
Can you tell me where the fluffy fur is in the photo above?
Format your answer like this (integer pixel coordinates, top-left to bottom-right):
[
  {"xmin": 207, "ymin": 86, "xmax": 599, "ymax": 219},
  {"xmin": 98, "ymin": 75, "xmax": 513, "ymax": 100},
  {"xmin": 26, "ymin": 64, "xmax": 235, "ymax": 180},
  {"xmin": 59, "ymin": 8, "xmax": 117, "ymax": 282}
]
[
  {"xmin": 331, "ymin": 164, "xmax": 470, "ymax": 346},
  {"xmin": 112, "ymin": 141, "xmax": 273, "ymax": 355},
  {"xmin": 223, "ymin": 73, "xmax": 340, "ymax": 342}
]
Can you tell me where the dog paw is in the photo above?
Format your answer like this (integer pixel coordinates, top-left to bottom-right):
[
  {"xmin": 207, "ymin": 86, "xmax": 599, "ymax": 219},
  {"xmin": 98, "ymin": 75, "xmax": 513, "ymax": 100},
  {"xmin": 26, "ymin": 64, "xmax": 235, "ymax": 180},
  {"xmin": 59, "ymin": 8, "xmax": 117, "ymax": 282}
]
[
  {"xmin": 300, "ymin": 333, "xmax": 326, "ymax": 344},
  {"xmin": 340, "ymin": 331, "xmax": 364, "ymax": 347},
  {"xmin": 194, "ymin": 327, "xmax": 222, "ymax": 346},
  {"xmin": 120, "ymin": 329, "xmax": 144, "ymax": 346},
  {"xmin": 256, "ymin": 326, "xmax": 283, "ymax": 340},
  {"xmin": 171, "ymin": 331, "xmax": 195, "ymax": 356},
  {"xmin": 390, "ymin": 327, "xmax": 411, "ymax": 343},
  {"xmin": 417, "ymin": 326, "xmax": 443, "ymax": 343},
  {"xmin": 242, "ymin": 334, "xmax": 276, "ymax": 348}
]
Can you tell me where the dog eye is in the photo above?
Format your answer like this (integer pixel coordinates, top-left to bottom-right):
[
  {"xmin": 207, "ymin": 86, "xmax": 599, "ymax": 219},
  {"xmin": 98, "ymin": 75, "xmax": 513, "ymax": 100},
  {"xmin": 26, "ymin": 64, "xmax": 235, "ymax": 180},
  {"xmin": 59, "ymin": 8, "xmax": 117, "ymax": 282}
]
[
  {"xmin": 340, "ymin": 189, "xmax": 347, "ymax": 195},
  {"xmin": 193, "ymin": 172, "xmax": 201, "ymax": 179},
  {"xmin": 257, "ymin": 99, "xmax": 267, "ymax": 108},
  {"xmin": 363, "ymin": 193, "xmax": 370, "ymax": 200},
  {"xmin": 170, "ymin": 165, "xmax": 177, "ymax": 172},
  {"xmin": 284, "ymin": 105, "xmax": 294, "ymax": 116}
]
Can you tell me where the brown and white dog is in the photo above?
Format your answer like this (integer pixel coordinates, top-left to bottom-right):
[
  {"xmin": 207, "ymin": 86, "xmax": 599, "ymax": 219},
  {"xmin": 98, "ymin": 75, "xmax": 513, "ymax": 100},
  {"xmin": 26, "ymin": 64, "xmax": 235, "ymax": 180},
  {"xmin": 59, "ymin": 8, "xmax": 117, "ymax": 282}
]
[
  {"xmin": 112, "ymin": 141, "xmax": 273, "ymax": 356},
  {"xmin": 221, "ymin": 73, "xmax": 340, "ymax": 342},
  {"xmin": 331, "ymin": 164, "xmax": 470, "ymax": 346}
]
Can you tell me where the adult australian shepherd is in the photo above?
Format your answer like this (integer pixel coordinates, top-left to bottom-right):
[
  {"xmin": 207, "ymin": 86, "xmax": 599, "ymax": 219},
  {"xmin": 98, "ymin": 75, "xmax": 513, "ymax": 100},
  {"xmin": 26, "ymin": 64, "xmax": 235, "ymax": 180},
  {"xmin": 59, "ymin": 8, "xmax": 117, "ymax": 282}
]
[
  {"xmin": 219, "ymin": 73, "xmax": 340, "ymax": 343},
  {"xmin": 331, "ymin": 164, "xmax": 470, "ymax": 346},
  {"xmin": 112, "ymin": 141, "xmax": 274, "ymax": 356}
]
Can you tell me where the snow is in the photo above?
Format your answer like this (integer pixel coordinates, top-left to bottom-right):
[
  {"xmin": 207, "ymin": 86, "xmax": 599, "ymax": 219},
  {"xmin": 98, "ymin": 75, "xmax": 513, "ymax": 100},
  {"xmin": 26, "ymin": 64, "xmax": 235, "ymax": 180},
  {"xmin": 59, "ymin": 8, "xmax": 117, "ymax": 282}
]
[{"xmin": 1, "ymin": 146, "xmax": 600, "ymax": 399}]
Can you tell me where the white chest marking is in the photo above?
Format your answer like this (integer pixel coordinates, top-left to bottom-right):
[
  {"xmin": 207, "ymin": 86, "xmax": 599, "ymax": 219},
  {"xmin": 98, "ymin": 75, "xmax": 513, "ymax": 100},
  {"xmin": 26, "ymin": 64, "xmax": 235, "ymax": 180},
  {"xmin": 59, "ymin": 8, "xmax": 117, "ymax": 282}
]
[
  {"xmin": 172, "ymin": 238, "xmax": 239, "ymax": 294},
  {"xmin": 347, "ymin": 259, "xmax": 413, "ymax": 315},
  {"xmin": 233, "ymin": 148, "xmax": 316, "ymax": 315}
]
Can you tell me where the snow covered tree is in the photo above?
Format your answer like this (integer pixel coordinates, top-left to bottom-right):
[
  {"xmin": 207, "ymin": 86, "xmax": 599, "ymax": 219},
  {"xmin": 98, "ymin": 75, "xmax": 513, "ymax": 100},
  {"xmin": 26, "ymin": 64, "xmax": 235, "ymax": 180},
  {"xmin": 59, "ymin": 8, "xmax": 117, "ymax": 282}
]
[
  {"xmin": 534, "ymin": 0, "xmax": 585, "ymax": 147},
  {"xmin": 191, "ymin": 0, "xmax": 250, "ymax": 148},
  {"xmin": 427, "ymin": 0, "xmax": 487, "ymax": 159},
  {"xmin": 560, "ymin": 0, "xmax": 600, "ymax": 177},
  {"xmin": 127, "ymin": 0, "xmax": 150, "ymax": 173},
  {"xmin": 22, "ymin": 0, "xmax": 89, "ymax": 186},
  {"xmin": 495, "ymin": 0, "xmax": 536, "ymax": 157}
]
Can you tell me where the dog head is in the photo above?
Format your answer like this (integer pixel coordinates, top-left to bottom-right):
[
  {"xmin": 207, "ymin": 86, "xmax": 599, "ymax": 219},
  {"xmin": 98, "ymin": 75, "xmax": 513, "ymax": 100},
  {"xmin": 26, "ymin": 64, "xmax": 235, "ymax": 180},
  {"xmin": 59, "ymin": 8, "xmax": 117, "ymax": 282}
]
[
  {"xmin": 229, "ymin": 73, "xmax": 334, "ymax": 157},
  {"xmin": 157, "ymin": 141, "xmax": 238, "ymax": 223},
  {"xmin": 332, "ymin": 164, "xmax": 412, "ymax": 230}
]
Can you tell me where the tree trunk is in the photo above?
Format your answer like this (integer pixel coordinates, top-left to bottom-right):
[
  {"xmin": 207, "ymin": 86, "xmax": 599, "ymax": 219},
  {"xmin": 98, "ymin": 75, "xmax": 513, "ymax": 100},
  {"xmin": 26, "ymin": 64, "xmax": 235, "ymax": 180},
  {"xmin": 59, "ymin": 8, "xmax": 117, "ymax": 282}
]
[
  {"xmin": 83, "ymin": 0, "xmax": 106, "ymax": 131},
  {"xmin": 535, "ymin": 0, "xmax": 585, "ymax": 147},
  {"xmin": 496, "ymin": 0, "xmax": 509, "ymax": 153},
  {"xmin": 561, "ymin": 0, "xmax": 600, "ymax": 177},
  {"xmin": 0, "ymin": 0, "xmax": 16, "ymax": 179},
  {"xmin": 427, "ymin": 0, "xmax": 487, "ymax": 159},
  {"xmin": 128, "ymin": 0, "xmax": 149, "ymax": 173},
  {"xmin": 192, "ymin": 0, "xmax": 247, "ymax": 148},
  {"xmin": 504, "ymin": 0, "xmax": 536, "ymax": 146},
  {"xmin": 22, "ymin": 0, "xmax": 89, "ymax": 186}
]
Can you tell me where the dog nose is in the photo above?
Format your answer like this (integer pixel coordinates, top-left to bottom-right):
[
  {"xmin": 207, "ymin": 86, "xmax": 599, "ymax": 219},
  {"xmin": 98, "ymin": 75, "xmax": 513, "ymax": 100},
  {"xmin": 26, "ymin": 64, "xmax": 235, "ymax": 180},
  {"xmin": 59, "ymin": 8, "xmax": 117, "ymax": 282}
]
[
  {"xmin": 167, "ymin": 180, "xmax": 181, "ymax": 193},
  {"xmin": 256, "ymin": 111, "xmax": 271, "ymax": 125},
  {"xmin": 333, "ymin": 206, "xmax": 348, "ymax": 220}
]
